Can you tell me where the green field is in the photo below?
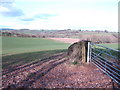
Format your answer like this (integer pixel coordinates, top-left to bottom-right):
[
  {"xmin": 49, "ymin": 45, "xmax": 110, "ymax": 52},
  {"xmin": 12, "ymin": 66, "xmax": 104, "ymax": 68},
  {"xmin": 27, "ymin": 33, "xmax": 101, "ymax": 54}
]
[
  {"xmin": 99, "ymin": 43, "xmax": 119, "ymax": 50},
  {"xmin": 2, "ymin": 36, "xmax": 70, "ymax": 56},
  {"xmin": 2, "ymin": 36, "xmax": 70, "ymax": 69}
]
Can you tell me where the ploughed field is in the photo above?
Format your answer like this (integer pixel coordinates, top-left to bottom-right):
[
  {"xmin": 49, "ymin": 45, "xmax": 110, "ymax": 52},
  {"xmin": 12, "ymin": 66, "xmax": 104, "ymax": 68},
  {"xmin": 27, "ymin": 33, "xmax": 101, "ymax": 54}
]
[
  {"xmin": 2, "ymin": 52, "xmax": 112, "ymax": 88},
  {"xmin": 2, "ymin": 36, "xmax": 119, "ymax": 88}
]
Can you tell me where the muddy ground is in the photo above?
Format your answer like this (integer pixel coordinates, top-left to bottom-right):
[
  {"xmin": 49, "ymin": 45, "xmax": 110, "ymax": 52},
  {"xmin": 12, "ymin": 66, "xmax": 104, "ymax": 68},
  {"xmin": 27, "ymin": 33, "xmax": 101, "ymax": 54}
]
[{"xmin": 2, "ymin": 52, "xmax": 113, "ymax": 88}]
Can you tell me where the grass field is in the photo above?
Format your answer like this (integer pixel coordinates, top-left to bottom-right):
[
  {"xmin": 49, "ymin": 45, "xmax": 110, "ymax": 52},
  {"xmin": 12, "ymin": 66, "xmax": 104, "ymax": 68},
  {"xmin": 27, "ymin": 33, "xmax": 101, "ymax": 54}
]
[
  {"xmin": 2, "ymin": 36, "xmax": 70, "ymax": 69},
  {"xmin": 99, "ymin": 43, "xmax": 119, "ymax": 50},
  {"xmin": 2, "ymin": 36, "xmax": 70, "ymax": 56}
]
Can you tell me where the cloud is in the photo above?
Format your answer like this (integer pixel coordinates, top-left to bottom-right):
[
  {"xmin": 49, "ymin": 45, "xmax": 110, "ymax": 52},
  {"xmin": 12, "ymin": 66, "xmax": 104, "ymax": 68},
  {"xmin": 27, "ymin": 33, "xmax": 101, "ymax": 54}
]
[
  {"xmin": 20, "ymin": 17, "xmax": 34, "ymax": 21},
  {"xmin": 19, "ymin": 13, "xmax": 58, "ymax": 22},
  {"xmin": 0, "ymin": 25, "xmax": 10, "ymax": 28},
  {"xmin": 0, "ymin": 0, "xmax": 15, "ymax": 7},
  {"xmin": 0, "ymin": 7, "xmax": 24, "ymax": 17},
  {"xmin": 0, "ymin": 0, "xmax": 24, "ymax": 17},
  {"xmin": 35, "ymin": 13, "xmax": 57, "ymax": 19}
]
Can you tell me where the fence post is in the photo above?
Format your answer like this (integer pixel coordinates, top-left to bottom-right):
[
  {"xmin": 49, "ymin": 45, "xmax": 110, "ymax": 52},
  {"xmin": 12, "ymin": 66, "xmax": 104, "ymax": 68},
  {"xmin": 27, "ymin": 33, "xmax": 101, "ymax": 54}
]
[{"xmin": 87, "ymin": 42, "xmax": 90, "ymax": 63}]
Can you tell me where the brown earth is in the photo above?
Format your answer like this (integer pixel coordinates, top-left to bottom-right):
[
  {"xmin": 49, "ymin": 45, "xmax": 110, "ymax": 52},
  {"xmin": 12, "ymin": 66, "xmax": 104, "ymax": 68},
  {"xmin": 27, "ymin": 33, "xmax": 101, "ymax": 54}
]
[
  {"xmin": 48, "ymin": 38, "xmax": 79, "ymax": 44},
  {"xmin": 2, "ymin": 52, "xmax": 113, "ymax": 88},
  {"xmin": 48, "ymin": 33, "xmax": 118, "ymax": 43}
]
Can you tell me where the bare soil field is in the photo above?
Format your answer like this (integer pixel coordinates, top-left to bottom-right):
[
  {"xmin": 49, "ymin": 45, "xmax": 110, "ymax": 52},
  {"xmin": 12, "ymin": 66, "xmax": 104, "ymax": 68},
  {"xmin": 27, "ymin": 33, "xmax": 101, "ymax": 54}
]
[
  {"xmin": 48, "ymin": 32, "xmax": 118, "ymax": 44},
  {"xmin": 48, "ymin": 38, "xmax": 79, "ymax": 44},
  {"xmin": 2, "ymin": 52, "xmax": 113, "ymax": 88}
]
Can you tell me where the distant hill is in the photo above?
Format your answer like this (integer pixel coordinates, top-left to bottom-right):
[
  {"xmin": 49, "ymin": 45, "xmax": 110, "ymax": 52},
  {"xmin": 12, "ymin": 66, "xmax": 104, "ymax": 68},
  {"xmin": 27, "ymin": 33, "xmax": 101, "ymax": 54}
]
[
  {"xmin": 0, "ymin": 28, "xmax": 15, "ymax": 30},
  {"xmin": 1, "ymin": 29, "xmax": 119, "ymax": 43}
]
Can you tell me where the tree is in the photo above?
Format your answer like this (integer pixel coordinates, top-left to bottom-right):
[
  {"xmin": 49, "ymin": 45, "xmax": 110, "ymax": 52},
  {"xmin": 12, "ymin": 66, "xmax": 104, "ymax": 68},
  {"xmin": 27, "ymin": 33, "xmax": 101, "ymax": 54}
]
[{"xmin": 104, "ymin": 30, "xmax": 108, "ymax": 33}]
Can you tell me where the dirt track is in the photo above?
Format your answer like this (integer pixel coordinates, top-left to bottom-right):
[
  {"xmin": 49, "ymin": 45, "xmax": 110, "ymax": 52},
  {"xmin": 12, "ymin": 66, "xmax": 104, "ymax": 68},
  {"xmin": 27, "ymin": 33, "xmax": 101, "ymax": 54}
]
[{"xmin": 2, "ymin": 52, "xmax": 113, "ymax": 88}]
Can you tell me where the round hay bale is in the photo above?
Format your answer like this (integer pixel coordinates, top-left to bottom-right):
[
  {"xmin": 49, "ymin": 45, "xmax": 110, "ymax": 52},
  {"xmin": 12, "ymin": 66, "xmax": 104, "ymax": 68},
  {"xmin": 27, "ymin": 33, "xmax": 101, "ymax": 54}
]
[{"xmin": 67, "ymin": 40, "xmax": 89, "ymax": 64}]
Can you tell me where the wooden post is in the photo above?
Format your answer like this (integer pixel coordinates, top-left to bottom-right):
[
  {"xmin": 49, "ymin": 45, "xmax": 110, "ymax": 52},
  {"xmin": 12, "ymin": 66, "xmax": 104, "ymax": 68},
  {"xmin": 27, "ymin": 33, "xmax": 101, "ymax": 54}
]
[{"xmin": 82, "ymin": 41, "xmax": 86, "ymax": 63}]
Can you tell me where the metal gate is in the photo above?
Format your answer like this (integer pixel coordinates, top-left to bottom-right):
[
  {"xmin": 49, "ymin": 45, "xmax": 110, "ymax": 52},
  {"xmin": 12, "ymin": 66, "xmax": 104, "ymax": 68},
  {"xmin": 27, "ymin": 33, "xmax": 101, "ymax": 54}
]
[{"xmin": 87, "ymin": 42, "xmax": 120, "ymax": 86}]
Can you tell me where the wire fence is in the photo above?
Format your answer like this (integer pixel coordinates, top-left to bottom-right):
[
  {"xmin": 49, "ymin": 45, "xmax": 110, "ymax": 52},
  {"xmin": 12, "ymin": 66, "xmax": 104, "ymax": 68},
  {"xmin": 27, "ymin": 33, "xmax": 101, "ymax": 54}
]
[{"xmin": 89, "ymin": 43, "xmax": 120, "ymax": 86}]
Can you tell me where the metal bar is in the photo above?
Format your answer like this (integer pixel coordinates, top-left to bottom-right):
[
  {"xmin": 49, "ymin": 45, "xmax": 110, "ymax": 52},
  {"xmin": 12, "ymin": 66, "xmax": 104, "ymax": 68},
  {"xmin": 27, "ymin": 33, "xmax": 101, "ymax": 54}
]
[
  {"xmin": 91, "ymin": 53, "xmax": 120, "ymax": 72},
  {"xmin": 91, "ymin": 43, "xmax": 120, "ymax": 52},
  {"xmin": 91, "ymin": 53, "xmax": 120, "ymax": 71},
  {"xmin": 91, "ymin": 55, "xmax": 120, "ymax": 77},
  {"xmin": 92, "ymin": 52, "xmax": 120, "ymax": 68},
  {"xmin": 91, "ymin": 58, "xmax": 106, "ymax": 72},
  {"xmin": 90, "ymin": 43, "xmax": 120, "ymax": 85},
  {"xmin": 92, "ymin": 48, "xmax": 119, "ymax": 60},
  {"xmin": 91, "ymin": 57, "xmax": 120, "ymax": 83},
  {"xmin": 91, "ymin": 60, "xmax": 120, "ymax": 85}
]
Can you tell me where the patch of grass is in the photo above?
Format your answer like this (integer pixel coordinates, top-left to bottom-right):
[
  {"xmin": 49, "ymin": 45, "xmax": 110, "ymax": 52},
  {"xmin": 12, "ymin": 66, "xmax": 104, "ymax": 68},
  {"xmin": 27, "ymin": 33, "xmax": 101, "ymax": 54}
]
[
  {"xmin": 99, "ymin": 43, "xmax": 119, "ymax": 50},
  {"xmin": 72, "ymin": 61, "xmax": 78, "ymax": 65}
]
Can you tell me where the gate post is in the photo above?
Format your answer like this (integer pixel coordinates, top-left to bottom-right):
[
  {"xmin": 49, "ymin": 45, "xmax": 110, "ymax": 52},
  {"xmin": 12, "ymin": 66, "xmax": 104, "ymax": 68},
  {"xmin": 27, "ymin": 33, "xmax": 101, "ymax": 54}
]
[{"xmin": 87, "ymin": 42, "xmax": 91, "ymax": 63}]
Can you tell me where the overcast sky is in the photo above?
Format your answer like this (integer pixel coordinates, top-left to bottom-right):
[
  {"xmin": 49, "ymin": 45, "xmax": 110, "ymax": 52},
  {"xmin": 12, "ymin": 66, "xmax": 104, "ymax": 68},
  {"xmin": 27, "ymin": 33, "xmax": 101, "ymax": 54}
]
[{"xmin": 0, "ymin": 0, "xmax": 119, "ymax": 32}]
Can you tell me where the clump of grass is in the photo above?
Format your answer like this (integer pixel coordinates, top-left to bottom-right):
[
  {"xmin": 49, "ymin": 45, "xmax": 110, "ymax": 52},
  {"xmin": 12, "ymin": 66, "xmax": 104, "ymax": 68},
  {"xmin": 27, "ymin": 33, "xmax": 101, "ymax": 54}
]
[{"xmin": 72, "ymin": 61, "xmax": 78, "ymax": 65}]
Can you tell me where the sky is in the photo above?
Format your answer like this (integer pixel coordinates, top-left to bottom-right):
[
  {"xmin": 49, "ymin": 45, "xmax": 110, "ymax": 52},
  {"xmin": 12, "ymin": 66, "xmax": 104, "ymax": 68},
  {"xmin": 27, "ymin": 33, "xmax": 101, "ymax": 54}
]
[{"xmin": 0, "ymin": 0, "xmax": 119, "ymax": 32}]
